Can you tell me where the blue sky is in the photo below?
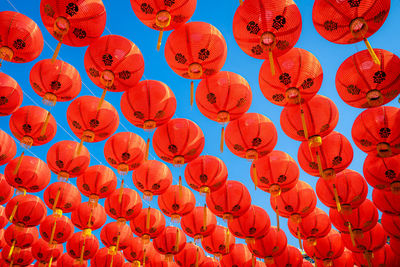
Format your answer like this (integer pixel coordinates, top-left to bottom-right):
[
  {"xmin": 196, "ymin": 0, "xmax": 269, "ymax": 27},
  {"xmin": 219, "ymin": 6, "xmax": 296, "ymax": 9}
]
[{"xmin": 1, "ymin": 0, "xmax": 400, "ymax": 262}]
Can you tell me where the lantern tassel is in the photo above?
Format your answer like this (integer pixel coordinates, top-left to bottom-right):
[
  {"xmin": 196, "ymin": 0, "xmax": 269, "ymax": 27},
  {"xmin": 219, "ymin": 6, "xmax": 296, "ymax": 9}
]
[
  {"xmin": 268, "ymin": 49, "xmax": 275, "ymax": 76},
  {"xmin": 297, "ymin": 228, "xmax": 303, "ymax": 250},
  {"xmin": 225, "ymin": 228, "xmax": 230, "ymax": 254},
  {"xmin": 119, "ymin": 179, "xmax": 124, "ymax": 204},
  {"xmin": 48, "ymin": 256, "xmax": 53, "ymax": 267},
  {"xmin": 203, "ymin": 204, "xmax": 207, "ymax": 231},
  {"xmin": 195, "ymin": 247, "xmax": 199, "ymax": 267},
  {"xmin": 364, "ymin": 38, "xmax": 380, "ymax": 66},
  {"xmin": 13, "ymin": 151, "xmax": 24, "ymax": 175},
  {"xmin": 332, "ymin": 184, "xmax": 342, "ymax": 212},
  {"xmin": 97, "ymin": 89, "xmax": 107, "ymax": 110},
  {"xmin": 190, "ymin": 81, "xmax": 194, "ymax": 107},
  {"xmin": 145, "ymin": 138, "xmax": 150, "ymax": 161},
  {"xmin": 8, "ymin": 240, "xmax": 16, "ymax": 259},
  {"xmin": 51, "ymin": 41, "xmax": 62, "ymax": 63},
  {"xmin": 220, "ymin": 127, "xmax": 225, "ymax": 153},
  {"xmin": 157, "ymin": 30, "xmax": 164, "ymax": 51},
  {"xmin": 146, "ymin": 206, "xmax": 151, "ymax": 230},
  {"xmin": 347, "ymin": 223, "xmax": 356, "ymax": 247},
  {"xmin": 40, "ymin": 111, "xmax": 51, "ymax": 137},
  {"xmin": 174, "ymin": 228, "xmax": 180, "ymax": 252},
  {"xmin": 252, "ymin": 163, "xmax": 258, "ymax": 190}
]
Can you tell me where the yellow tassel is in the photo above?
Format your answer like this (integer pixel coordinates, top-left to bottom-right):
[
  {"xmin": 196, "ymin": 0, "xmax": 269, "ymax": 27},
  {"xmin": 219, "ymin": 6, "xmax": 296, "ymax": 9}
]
[
  {"xmin": 49, "ymin": 219, "xmax": 58, "ymax": 244},
  {"xmin": 364, "ymin": 38, "xmax": 380, "ymax": 66},
  {"xmin": 179, "ymin": 176, "xmax": 183, "ymax": 198},
  {"xmin": 97, "ymin": 89, "xmax": 107, "ymax": 110},
  {"xmin": 13, "ymin": 151, "xmax": 24, "ymax": 175},
  {"xmin": 146, "ymin": 206, "xmax": 151, "ymax": 230},
  {"xmin": 174, "ymin": 229, "xmax": 180, "ymax": 252},
  {"xmin": 53, "ymin": 187, "xmax": 62, "ymax": 211},
  {"xmin": 79, "ymin": 241, "xmax": 86, "ymax": 263},
  {"xmin": 40, "ymin": 111, "xmax": 51, "ymax": 137},
  {"xmin": 239, "ymin": 0, "xmax": 243, "ymax": 5},
  {"xmin": 145, "ymin": 138, "xmax": 150, "ymax": 161},
  {"xmin": 51, "ymin": 41, "xmax": 62, "ymax": 63},
  {"xmin": 195, "ymin": 247, "xmax": 199, "ymax": 267},
  {"xmin": 268, "ymin": 49, "xmax": 275, "ymax": 76},
  {"xmin": 8, "ymin": 202, "xmax": 19, "ymax": 223},
  {"xmin": 220, "ymin": 127, "xmax": 225, "ymax": 153},
  {"xmin": 252, "ymin": 163, "xmax": 258, "ymax": 190},
  {"xmin": 300, "ymin": 108, "xmax": 309, "ymax": 140},
  {"xmin": 48, "ymin": 256, "xmax": 53, "ymax": 267},
  {"xmin": 190, "ymin": 81, "xmax": 194, "ymax": 107},
  {"xmin": 347, "ymin": 223, "xmax": 356, "ymax": 247},
  {"xmin": 8, "ymin": 240, "xmax": 16, "ymax": 259},
  {"xmin": 119, "ymin": 179, "xmax": 124, "ymax": 204},
  {"xmin": 157, "ymin": 30, "xmax": 164, "ymax": 51},
  {"xmin": 142, "ymin": 248, "xmax": 147, "ymax": 267},
  {"xmin": 87, "ymin": 209, "xmax": 93, "ymax": 228},
  {"xmin": 316, "ymin": 151, "xmax": 324, "ymax": 178},
  {"xmin": 203, "ymin": 204, "xmax": 207, "ymax": 231},
  {"xmin": 332, "ymin": 184, "xmax": 342, "ymax": 212},
  {"xmin": 225, "ymin": 228, "xmax": 230, "ymax": 254},
  {"xmin": 297, "ymin": 228, "xmax": 303, "ymax": 250},
  {"xmin": 115, "ymin": 232, "xmax": 121, "ymax": 251},
  {"xmin": 110, "ymin": 255, "xmax": 114, "ymax": 267}
]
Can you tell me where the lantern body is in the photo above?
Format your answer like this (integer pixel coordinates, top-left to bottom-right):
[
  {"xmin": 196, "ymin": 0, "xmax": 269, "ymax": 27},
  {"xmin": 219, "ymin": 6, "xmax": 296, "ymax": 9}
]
[
  {"xmin": 47, "ymin": 140, "xmax": 90, "ymax": 179},
  {"xmin": 232, "ymin": 0, "xmax": 302, "ymax": 59},
  {"xmin": 316, "ymin": 250, "xmax": 354, "ymax": 267},
  {"xmin": 220, "ymin": 243, "xmax": 252, "ymax": 266},
  {"xmin": 30, "ymin": 59, "xmax": 81, "ymax": 104},
  {"xmin": 9, "ymin": 105, "xmax": 57, "ymax": 146},
  {"xmin": 67, "ymin": 96, "xmax": 119, "ymax": 142},
  {"xmin": 381, "ymin": 212, "xmax": 400, "ymax": 239},
  {"xmin": 352, "ymin": 106, "xmax": 400, "ymax": 157},
  {"xmin": 341, "ymin": 223, "xmax": 386, "ymax": 253},
  {"xmin": 174, "ymin": 243, "xmax": 206, "ymax": 267},
  {"xmin": 270, "ymin": 245, "xmax": 303, "ymax": 267},
  {"xmin": 0, "ymin": 173, "xmax": 13, "ymax": 205},
  {"xmin": 77, "ymin": 165, "xmax": 117, "ymax": 200},
  {"xmin": 195, "ymin": 71, "xmax": 252, "ymax": 122},
  {"xmin": 353, "ymin": 244, "xmax": 400, "ymax": 267},
  {"xmin": 130, "ymin": 207, "xmax": 166, "ymax": 240},
  {"xmin": 0, "ymin": 11, "xmax": 43, "ymax": 63},
  {"xmin": 158, "ymin": 185, "xmax": 196, "ymax": 220},
  {"xmin": 336, "ymin": 49, "xmax": 400, "ymax": 108},
  {"xmin": 84, "ymin": 35, "xmax": 145, "ymax": 92},
  {"xmin": 31, "ymin": 238, "xmax": 63, "ymax": 263},
  {"xmin": 43, "ymin": 182, "xmax": 81, "ymax": 213},
  {"xmin": 152, "ymin": 118, "xmax": 205, "ymax": 164},
  {"xmin": 259, "ymin": 48, "xmax": 322, "ymax": 106},
  {"xmin": 247, "ymin": 226, "xmax": 288, "ymax": 261},
  {"xmin": 67, "ymin": 232, "xmax": 99, "ymax": 260},
  {"xmin": 0, "ymin": 205, "xmax": 8, "ymax": 229},
  {"xmin": 312, "ymin": 0, "xmax": 390, "ymax": 44},
  {"xmin": 123, "ymin": 237, "xmax": 156, "ymax": 265},
  {"xmin": 1, "ymin": 246, "xmax": 34, "ymax": 266},
  {"xmin": 180, "ymin": 206, "xmax": 217, "ymax": 240},
  {"xmin": 71, "ymin": 201, "xmax": 107, "ymax": 231},
  {"xmin": 201, "ymin": 225, "xmax": 235, "ymax": 257},
  {"xmin": 5, "ymin": 194, "xmax": 47, "ymax": 227},
  {"xmin": 104, "ymin": 188, "xmax": 142, "ymax": 221},
  {"xmin": 40, "ymin": 0, "xmax": 106, "ymax": 47},
  {"xmin": 100, "ymin": 222, "xmax": 133, "ymax": 250},
  {"xmin": 225, "ymin": 113, "xmax": 278, "ymax": 160},
  {"xmin": 206, "ymin": 180, "xmax": 252, "ymax": 220},
  {"xmin": 40, "ymin": 214, "xmax": 74, "ymax": 244},
  {"xmin": 0, "ymin": 73, "xmax": 23, "ymax": 116},
  {"xmin": 373, "ymin": 189, "xmax": 400, "ymax": 215},
  {"xmin": 57, "ymin": 253, "xmax": 88, "ymax": 267},
  {"xmin": 91, "ymin": 247, "xmax": 125, "ymax": 267},
  {"xmin": 364, "ymin": 153, "xmax": 400, "ymax": 191},
  {"xmin": 152, "ymin": 226, "xmax": 187, "ymax": 257},
  {"xmin": 164, "ymin": 22, "xmax": 227, "ymax": 79},
  {"xmin": 184, "ymin": 155, "xmax": 228, "ymax": 194},
  {"xmin": 251, "ymin": 150, "xmax": 299, "ymax": 195},
  {"xmin": 390, "ymin": 235, "xmax": 400, "ymax": 256},
  {"xmin": 120, "ymin": 80, "xmax": 177, "ymax": 129},
  {"xmin": 303, "ymin": 229, "xmax": 344, "ymax": 261},
  {"xmin": 0, "ymin": 130, "xmax": 16, "ymax": 166},
  {"xmin": 4, "ymin": 224, "xmax": 39, "ymax": 249}
]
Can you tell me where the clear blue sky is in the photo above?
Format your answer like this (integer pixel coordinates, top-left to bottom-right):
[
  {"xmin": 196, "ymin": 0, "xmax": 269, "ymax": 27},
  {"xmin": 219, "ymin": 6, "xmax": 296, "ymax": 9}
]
[{"xmin": 1, "ymin": 0, "xmax": 399, "ymax": 262}]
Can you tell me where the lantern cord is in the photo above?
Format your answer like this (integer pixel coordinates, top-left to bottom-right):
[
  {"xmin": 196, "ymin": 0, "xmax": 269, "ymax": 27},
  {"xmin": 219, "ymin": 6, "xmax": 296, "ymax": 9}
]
[
  {"xmin": 174, "ymin": 229, "xmax": 180, "ymax": 252},
  {"xmin": 203, "ymin": 204, "xmax": 207, "ymax": 230},
  {"xmin": 48, "ymin": 256, "xmax": 53, "ymax": 267},
  {"xmin": 316, "ymin": 151, "xmax": 324, "ymax": 178},
  {"xmin": 52, "ymin": 187, "xmax": 62, "ymax": 211},
  {"xmin": 179, "ymin": 175, "xmax": 183, "ymax": 198},
  {"xmin": 363, "ymin": 38, "xmax": 380, "ymax": 66},
  {"xmin": 40, "ymin": 111, "xmax": 51, "ymax": 136},
  {"xmin": 332, "ymin": 183, "xmax": 342, "ymax": 212},
  {"xmin": 12, "ymin": 151, "xmax": 24, "ymax": 175},
  {"xmin": 119, "ymin": 179, "xmax": 125, "ymax": 204},
  {"xmin": 79, "ymin": 238, "xmax": 86, "ymax": 263},
  {"xmin": 8, "ymin": 202, "xmax": 19, "ymax": 223},
  {"xmin": 51, "ymin": 40, "xmax": 63, "ymax": 63},
  {"xmin": 225, "ymin": 228, "xmax": 230, "ymax": 254},
  {"xmin": 268, "ymin": 49, "xmax": 275, "ymax": 76},
  {"xmin": 49, "ymin": 219, "xmax": 58, "ymax": 244},
  {"xmin": 274, "ymin": 197, "xmax": 280, "ymax": 231},
  {"xmin": 190, "ymin": 81, "xmax": 194, "ymax": 107},
  {"xmin": 8, "ymin": 240, "xmax": 16, "ymax": 259},
  {"xmin": 145, "ymin": 138, "xmax": 150, "ymax": 161},
  {"xmin": 252, "ymin": 255, "xmax": 255, "ymax": 267},
  {"xmin": 195, "ymin": 247, "xmax": 199, "ymax": 267},
  {"xmin": 157, "ymin": 30, "xmax": 164, "ymax": 51},
  {"xmin": 220, "ymin": 127, "xmax": 225, "ymax": 153},
  {"xmin": 252, "ymin": 163, "xmax": 258, "ymax": 190},
  {"xmin": 97, "ymin": 89, "xmax": 107, "ymax": 110},
  {"xmin": 146, "ymin": 206, "xmax": 151, "ymax": 230},
  {"xmin": 347, "ymin": 223, "xmax": 356, "ymax": 246},
  {"xmin": 297, "ymin": 228, "xmax": 303, "ymax": 250}
]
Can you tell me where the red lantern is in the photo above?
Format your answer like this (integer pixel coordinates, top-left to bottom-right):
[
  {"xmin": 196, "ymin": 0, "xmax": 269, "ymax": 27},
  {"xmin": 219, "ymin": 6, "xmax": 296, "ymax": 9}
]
[
  {"xmin": 174, "ymin": 242, "xmax": 206, "ymax": 267},
  {"xmin": 0, "ymin": 173, "xmax": 13, "ymax": 205},
  {"xmin": 40, "ymin": 0, "xmax": 106, "ymax": 59},
  {"xmin": 200, "ymin": 257, "xmax": 221, "ymax": 267},
  {"xmin": 0, "ymin": 73, "xmax": 23, "ymax": 116},
  {"xmin": 312, "ymin": 0, "xmax": 390, "ymax": 64},
  {"xmin": 381, "ymin": 212, "xmax": 400, "ymax": 239},
  {"xmin": 91, "ymin": 247, "xmax": 125, "ymax": 267},
  {"xmin": 40, "ymin": 214, "xmax": 74, "ymax": 244},
  {"xmin": 297, "ymin": 131, "xmax": 354, "ymax": 179},
  {"xmin": 364, "ymin": 153, "xmax": 400, "ymax": 192},
  {"xmin": 220, "ymin": 243, "xmax": 252, "ymax": 267},
  {"xmin": 180, "ymin": 206, "xmax": 217, "ymax": 241},
  {"xmin": 5, "ymin": 194, "xmax": 47, "ymax": 227},
  {"xmin": 341, "ymin": 223, "xmax": 386, "ymax": 254},
  {"xmin": 123, "ymin": 238, "xmax": 156, "ymax": 265},
  {"xmin": 31, "ymin": 238, "xmax": 63, "ymax": 264},
  {"xmin": 67, "ymin": 231, "xmax": 99, "ymax": 261},
  {"xmin": 71, "ymin": 201, "xmax": 107, "ymax": 231},
  {"xmin": 225, "ymin": 113, "xmax": 278, "ymax": 160},
  {"xmin": 372, "ymin": 189, "xmax": 400, "ymax": 215},
  {"xmin": 5, "ymin": 155, "xmax": 51, "ymax": 193},
  {"xmin": 259, "ymin": 48, "xmax": 322, "ymax": 106},
  {"xmin": 0, "ymin": 206, "xmax": 8, "ymax": 229},
  {"xmin": 316, "ymin": 249, "xmax": 354, "ymax": 267},
  {"xmin": 84, "ymin": 35, "xmax": 144, "ymax": 95},
  {"xmin": 130, "ymin": 0, "xmax": 196, "ymax": 50},
  {"xmin": 30, "ymin": 59, "xmax": 81, "ymax": 106},
  {"xmin": 4, "ymin": 224, "xmax": 39, "ymax": 249},
  {"xmin": 184, "ymin": 155, "xmax": 228, "ymax": 194},
  {"xmin": 206, "ymin": 180, "xmax": 251, "ymax": 220},
  {"xmin": 10, "ymin": 105, "xmax": 57, "ymax": 147},
  {"xmin": 120, "ymin": 80, "xmax": 177, "ymax": 130},
  {"xmin": 228, "ymin": 205, "xmax": 271, "ymax": 244},
  {"xmin": 104, "ymin": 188, "xmax": 142, "ymax": 222},
  {"xmin": 390, "ymin": 235, "xmax": 400, "ymax": 256},
  {"xmin": 201, "ymin": 225, "xmax": 235, "ymax": 258},
  {"xmin": 251, "ymin": 150, "xmax": 299, "ymax": 195},
  {"xmin": 329, "ymin": 199, "xmax": 378, "ymax": 241},
  {"xmin": 0, "ymin": 11, "xmax": 43, "ymax": 64},
  {"xmin": 152, "ymin": 118, "xmax": 205, "ymax": 165},
  {"xmin": 130, "ymin": 207, "xmax": 166, "ymax": 242},
  {"xmin": 303, "ymin": 229, "xmax": 344, "ymax": 264},
  {"xmin": 336, "ymin": 49, "xmax": 400, "ymax": 108},
  {"xmin": 0, "ymin": 130, "xmax": 16, "ymax": 167},
  {"xmin": 53, "ymin": 253, "xmax": 87, "ymax": 267},
  {"xmin": 1, "ymin": 246, "xmax": 34, "ymax": 266},
  {"xmin": 353, "ymin": 244, "xmax": 400, "ymax": 267},
  {"xmin": 247, "ymin": 226, "xmax": 288, "ymax": 265},
  {"xmin": 46, "ymin": 140, "xmax": 90, "ymax": 180},
  {"xmin": 77, "ymin": 165, "xmax": 118, "ymax": 203},
  {"xmin": 158, "ymin": 185, "xmax": 195, "ymax": 222},
  {"xmin": 153, "ymin": 226, "xmax": 187, "ymax": 260},
  {"xmin": 280, "ymin": 95, "xmax": 339, "ymax": 142},
  {"xmin": 132, "ymin": 160, "xmax": 173, "ymax": 200},
  {"xmin": 147, "ymin": 252, "xmax": 180, "ymax": 267},
  {"xmin": 100, "ymin": 222, "xmax": 133, "ymax": 250},
  {"xmin": 67, "ymin": 96, "xmax": 119, "ymax": 145},
  {"xmin": 232, "ymin": 0, "xmax": 302, "ymax": 68},
  {"xmin": 316, "ymin": 169, "xmax": 368, "ymax": 212},
  {"xmin": 43, "ymin": 182, "xmax": 81, "ymax": 213},
  {"xmin": 270, "ymin": 245, "xmax": 303, "ymax": 267},
  {"xmin": 288, "ymin": 207, "xmax": 331, "ymax": 248},
  {"xmin": 352, "ymin": 106, "xmax": 400, "ymax": 158}
]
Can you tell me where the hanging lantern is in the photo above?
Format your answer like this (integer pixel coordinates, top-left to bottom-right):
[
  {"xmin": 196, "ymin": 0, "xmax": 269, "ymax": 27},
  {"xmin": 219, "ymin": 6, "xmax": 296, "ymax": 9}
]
[
  {"xmin": 71, "ymin": 201, "xmax": 107, "ymax": 231},
  {"xmin": 0, "ymin": 73, "xmax": 23, "ymax": 116},
  {"xmin": 201, "ymin": 225, "xmax": 235, "ymax": 259},
  {"xmin": 30, "ymin": 59, "xmax": 81, "ymax": 106},
  {"xmin": 4, "ymin": 224, "xmax": 39, "ymax": 249},
  {"xmin": 158, "ymin": 185, "xmax": 195, "ymax": 223},
  {"xmin": 206, "ymin": 180, "xmax": 251, "ymax": 220},
  {"xmin": 46, "ymin": 140, "xmax": 91, "ymax": 180},
  {"xmin": 259, "ymin": 48, "xmax": 322, "ymax": 105},
  {"xmin": 0, "ymin": 11, "xmax": 43, "ymax": 65},
  {"xmin": 364, "ymin": 153, "xmax": 400, "ymax": 192},
  {"xmin": 251, "ymin": 150, "xmax": 299, "ymax": 195},
  {"xmin": 353, "ymin": 244, "xmax": 399, "ymax": 267},
  {"xmin": 130, "ymin": 207, "xmax": 166, "ymax": 242},
  {"xmin": 40, "ymin": 0, "xmax": 106, "ymax": 61},
  {"xmin": 174, "ymin": 242, "xmax": 206, "ymax": 267},
  {"xmin": 40, "ymin": 214, "xmax": 74, "ymax": 244},
  {"xmin": 0, "ymin": 173, "xmax": 13, "ymax": 205},
  {"xmin": 1, "ymin": 246, "xmax": 34, "ymax": 266},
  {"xmin": 0, "ymin": 130, "xmax": 16, "ymax": 167},
  {"xmin": 199, "ymin": 257, "xmax": 221, "ymax": 267},
  {"xmin": 220, "ymin": 243, "xmax": 252, "ymax": 267},
  {"xmin": 316, "ymin": 249, "xmax": 355, "ymax": 267},
  {"xmin": 389, "ymin": 236, "xmax": 400, "ymax": 256},
  {"xmin": 0, "ymin": 205, "xmax": 8, "ymax": 229},
  {"xmin": 123, "ymin": 237, "xmax": 156, "ymax": 266},
  {"xmin": 180, "ymin": 205, "xmax": 217, "ymax": 242},
  {"xmin": 91, "ymin": 247, "xmax": 125, "ymax": 267},
  {"xmin": 271, "ymin": 245, "xmax": 303, "ymax": 267},
  {"xmin": 152, "ymin": 118, "xmax": 205, "ymax": 166},
  {"xmin": 312, "ymin": 0, "xmax": 390, "ymax": 64},
  {"xmin": 31, "ymin": 238, "xmax": 63, "ymax": 265},
  {"xmin": 225, "ymin": 113, "xmax": 278, "ymax": 160},
  {"xmin": 43, "ymin": 181, "xmax": 81, "ymax": 213},
  {"xmin": 152, "ymin": 226, "xmax": 187, "ymax": 261},
  {"xmin": 100, "ymin": 222, "xmax": 133, "ymax": 250},
  {"xmin": 381, "ymin": 212, "xmax": 400, "ymax": 239},
  {"xmin": 5, "ymin": 194, "xmax": 47, "ymax": 227},
  {"xmin": 372, "ymin": 188, "xmax": 400, "ymax": 215},
  {"xmin": 55, "ymin": 253, "xmax": 88, "ymax": 267},
  {"xmin": 104, "ymin": 188, "xmax": 142, "ymax": 222},
  {"xmin": 184, "ymin": 155, "xmax": 228, "ymax": 195},
  {"xmin": 67, "ymin": 231, "xmax": 99, "ymax": 261}
]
